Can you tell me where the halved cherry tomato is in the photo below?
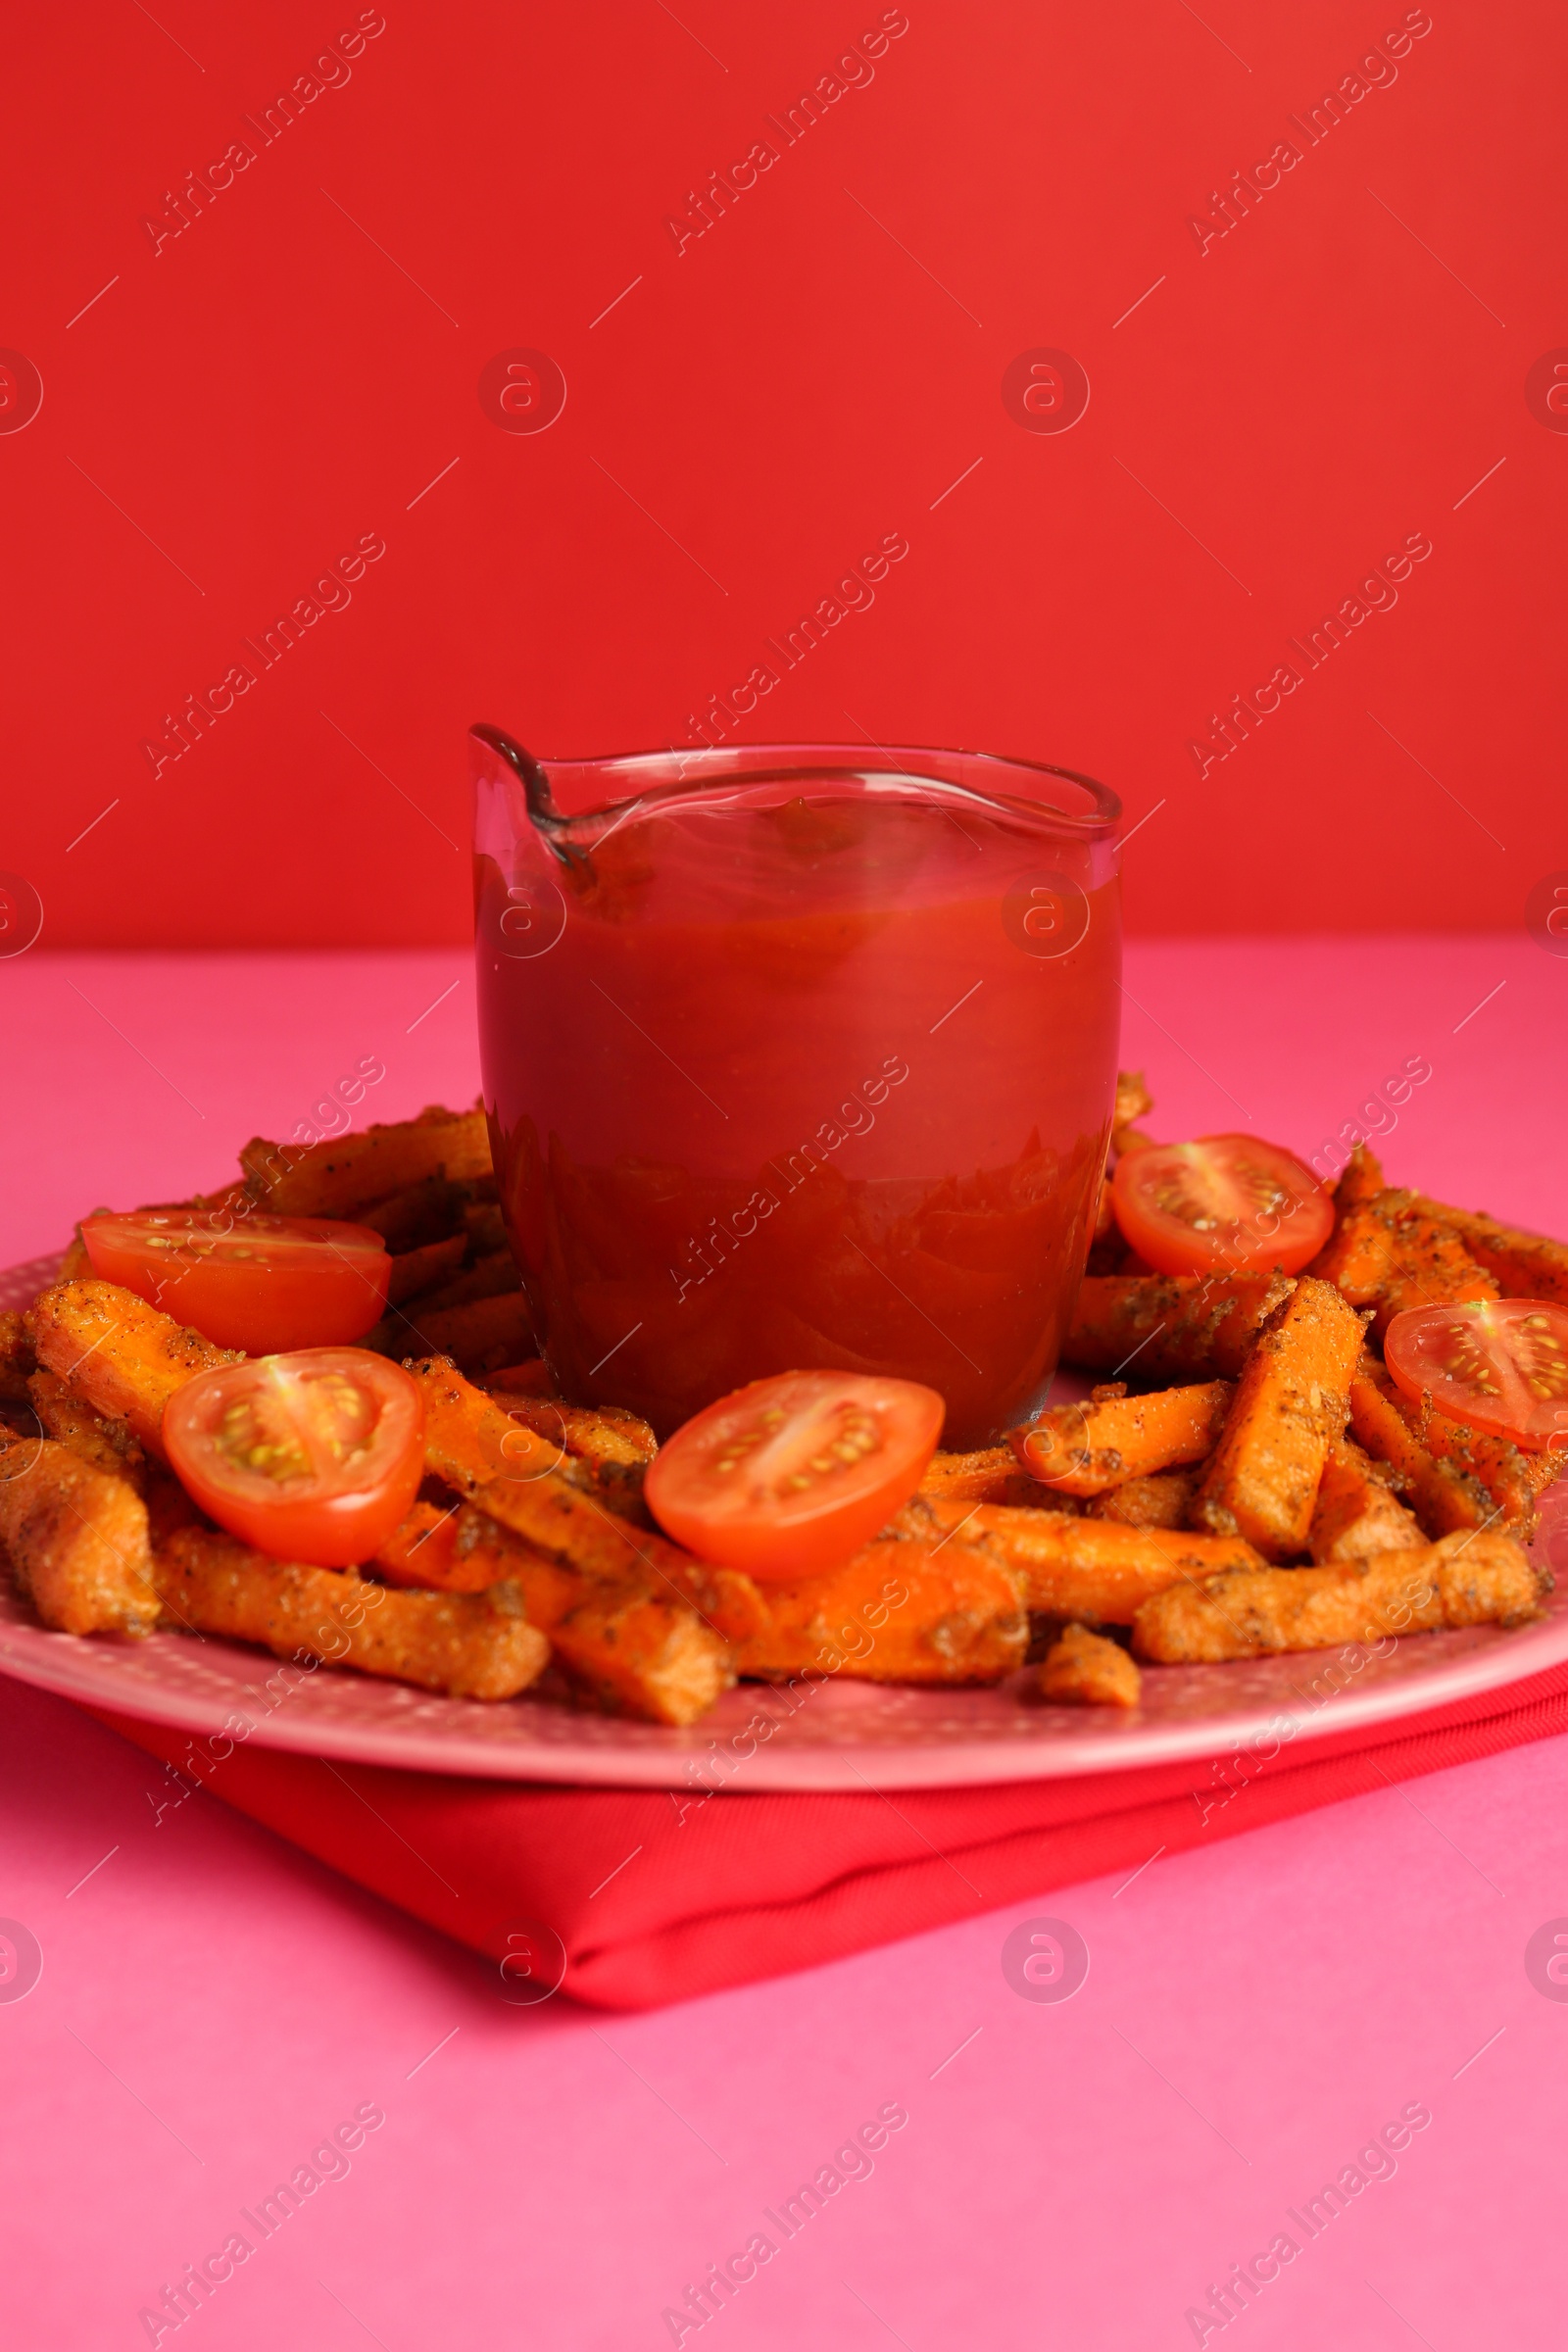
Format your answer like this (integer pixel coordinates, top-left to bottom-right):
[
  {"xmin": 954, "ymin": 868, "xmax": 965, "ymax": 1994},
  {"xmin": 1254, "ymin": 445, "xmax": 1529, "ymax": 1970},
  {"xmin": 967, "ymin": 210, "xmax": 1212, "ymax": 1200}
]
[
  {"xmin": 644, "ymin": 1369, "xmax": 945, "ymax": 1580},
  {"xmin": 163, "ymin": 1349, "xmax": 424, "ymax": 1565},
  {"xmin": 1111, "ymin": 1134, "xmax": 1332, "ymax": 1277},
  {"xmin": 81, "ymin": 1208, "xmax": 389, "ymax": 1353},
  {"xmin": 1385, "ymin": 1299, "xmax": 1568, "ymax": 1453}
]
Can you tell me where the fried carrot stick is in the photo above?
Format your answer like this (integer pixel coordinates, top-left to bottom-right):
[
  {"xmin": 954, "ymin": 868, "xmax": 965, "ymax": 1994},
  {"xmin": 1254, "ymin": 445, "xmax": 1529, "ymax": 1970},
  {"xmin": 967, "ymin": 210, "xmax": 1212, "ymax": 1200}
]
[
  {"xmin": 386, "ymin": 1234, "xmax": 468, "ymax": 1306},
  {"xmin": 0, "ymin": 1437, "xmax": 157, "ymax": 1636},
  {"xmin": 1406, "ymin": 1199, "xmax": 1568, "ymax": 1308},
  {"xmin": 468, "ymin": 1389, "xmax": 655, "ymax": 1519},
  {"xmin": 27, "ymin": 1368, "xmax": 147, "ymax": 1490},
  {"xmin": 1132, "ymin": 1531, "xmax": 1543, "ymax": 1663},
  {"xmin": 918, "ymin": 1446, "xmax": 1047, "ymax": 1507},
  {"xmin": 1350, "ymin": 1356, "xmax": 1554, "ymax": 1531},
  {"xmin": 1308, "ymin": 1438, "xmax": 1426, "ymax": 1563},
  {"xmin": 411, "ymin": 1359, "xmax": 767, "ymax": 1642},
  {"xmin": 1192, "ymin": 1277, "xmax": 1366, "ymax": 1559},
  {"xmin": 1039, "ymin": 1625, "xmax": 1142, "ymax": 1708},
  {"xmin": 1064, "ymin": 1272, "xmax": 1295, "ymax": 1383},
  {"xmin": 375, "ymin": 1502, "xmax": 732, "ymax": 1725},
  {"xmin": 25, "ymin": 1280, "xmax": 241, "ymax": 1460},
  {"xmin": 1305, "ymin": 1204, "xmax": 1393, "ymax": 1306},
  {"xmin": 1347, "ymin": 1359, "xmax": 1491, "ymax": 1537},
  {"xmin": 733, "ymin": 1538, "xmax": 1027, "ymax": 1684},
  {"xmin": 897, "ymin": 1494, "xmax": 1264, "ymax": 1622},
  {"xmin": 1011, "ymin": 1380, "xmax": 1232, "ymax": 1496},
  {"xmin": 0, "ymin": 1311, "xmax": 33, "ymax": 1404},
  {"xmin": 241, "ymin": 1104, "xmax": 492, "ymax": 1218},
  {"xmin": 374, "ymin": 1289, "xmax": 534, "ymax": 1375},
  {"xmin": 1334, "ymin": 1143, "xmax": 1386, "ymax": 1211},
  {"xmin": 1086, "ymin": 1470, "xmax": 1200, "ymax": 1529},
  {"xmin": 406, "ymin": 1250, "xmax": 521, "ymax": 1315},
  {"xmin": 1370, "ymin": 1200, "xmax": 1499, "ymax": 1338},
  {"xmin": 152, "ymin": 1526, "xmax": 548, "ymax": 1700}
]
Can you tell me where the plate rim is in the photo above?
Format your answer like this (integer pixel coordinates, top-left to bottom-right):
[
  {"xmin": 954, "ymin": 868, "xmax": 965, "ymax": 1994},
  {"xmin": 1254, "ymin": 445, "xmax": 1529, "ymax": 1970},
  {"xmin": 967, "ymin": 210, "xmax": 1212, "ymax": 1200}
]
[{"xmin": 3, "ymin": 1250, "xmax": 1563, "ymax": 1792}]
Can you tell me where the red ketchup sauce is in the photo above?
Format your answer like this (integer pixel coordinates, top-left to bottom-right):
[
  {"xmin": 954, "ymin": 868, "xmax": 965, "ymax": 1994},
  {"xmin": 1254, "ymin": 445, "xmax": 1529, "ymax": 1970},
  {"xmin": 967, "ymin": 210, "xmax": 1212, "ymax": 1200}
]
[{"xmin": 475, "ymin": 753, "xmax": 1120, "ymax": 1446}]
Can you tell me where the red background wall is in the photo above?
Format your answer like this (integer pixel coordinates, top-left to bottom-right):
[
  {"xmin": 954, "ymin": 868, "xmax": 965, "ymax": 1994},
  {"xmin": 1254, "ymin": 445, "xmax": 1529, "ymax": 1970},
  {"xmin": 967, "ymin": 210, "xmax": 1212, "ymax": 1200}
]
[{"xmin": 3, "ymin": 0, "xmax": 1563, "ymax": 948}]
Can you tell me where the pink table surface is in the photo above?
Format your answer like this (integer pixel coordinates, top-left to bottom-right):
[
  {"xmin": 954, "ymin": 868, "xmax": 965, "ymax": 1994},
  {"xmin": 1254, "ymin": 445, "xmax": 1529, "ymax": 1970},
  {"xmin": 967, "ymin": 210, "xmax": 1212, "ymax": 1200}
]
[{"xmin": 2, "ymin": 936, "xmax": 1567, "ymax": 2351}]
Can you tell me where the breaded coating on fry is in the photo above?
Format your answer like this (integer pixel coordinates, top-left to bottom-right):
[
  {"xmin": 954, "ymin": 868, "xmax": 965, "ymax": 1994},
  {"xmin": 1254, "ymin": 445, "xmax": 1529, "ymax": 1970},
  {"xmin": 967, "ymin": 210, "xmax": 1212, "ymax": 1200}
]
[
  {"xmin": 1192, "ymin": 1278, "xmax": 1366, "ymax": 1559},
  {"xmin": 1308, "ymin": 1438, "xmax": 1425, "ymax": 1563},
  {"xmin": 25, "ymin": 1280, "xmax": 240, "ymax": 1460},
  {"xmin": 0, "ymin": 1311, "xmax": 34, "ymax": 1404},
  {"xmin": 1349, "ymin": 1356, "xmax": 1551, "ymax": 1533},
  {"xmin": 1086, "ymin": 1469, "xmax": 1199, "ymax": 1529},
  {"xmin": 375, "ymin": 1500, "xmax": 733, "ymax": 1726},
  {"xmin": 1132, "ymin": 1531, "xmax": 1543, "ymax": 1663},
  {"xmin": 153, "ymin": 1527, "xmax": 548, "ymax": 1700},
  {"xmin": 1305, "ymin": 1204, "xmax": 1393, "ymax": 1306},
  {"xmin": 1012, "ymin": 1381, "xmax": 1232, "ymax": 1496},
  {"xmin": 1065, "ymin": 1272, "xmax": 1295, "ymax": 1384},
  {"xmin": 372, "ymin": 1289, "xmax": 533, "ymax": 1375},
  {"xmin": 897, "ymin": 1494, "xmax": 1264, "ymax": 1622},
  {"xmin": 735, "ymin": 1538, "xmax": 1028, "ymax": 1684},
  {"xmin": 0, "ymin": 1437, "xmax": 157, "ymax": 1635},
  {"xmin": 413, "ymin": 1358, "xmax": 766, "ymax": 1642},
  {"xmin": 241, "ymin": 1103, "xmax": 491, "ymax": 1218},
  {"xmin": 27, "ymin": 1368, "xmax": 147, "ymax": 1489},
  {"xmin": 1039, "ymin": 1624, "xmax": 1142, "ymax": 1708},
  {"xmin": 918, "ymin": 1446, "xmax": 1048, "ymax": 1507},
  {"xmin": 1409, "ymin": 1199, "xmax": 1568, "ymax": 1308}
]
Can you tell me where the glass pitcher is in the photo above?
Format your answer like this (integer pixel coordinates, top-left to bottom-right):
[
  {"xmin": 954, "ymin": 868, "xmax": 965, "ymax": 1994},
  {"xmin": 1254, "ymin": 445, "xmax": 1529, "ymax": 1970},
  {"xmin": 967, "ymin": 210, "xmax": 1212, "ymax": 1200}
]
[{"xmin": 471, "ymin": 731, "xmax": 1121, "ymax": 1446}]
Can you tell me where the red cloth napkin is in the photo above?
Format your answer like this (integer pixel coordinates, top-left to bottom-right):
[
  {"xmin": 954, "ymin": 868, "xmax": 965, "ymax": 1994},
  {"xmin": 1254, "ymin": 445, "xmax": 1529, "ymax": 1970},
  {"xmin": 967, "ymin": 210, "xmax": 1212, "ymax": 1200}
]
[{"xmin": 93, "ymin": 1665, "xmax": 1568, "ymax": 2010}]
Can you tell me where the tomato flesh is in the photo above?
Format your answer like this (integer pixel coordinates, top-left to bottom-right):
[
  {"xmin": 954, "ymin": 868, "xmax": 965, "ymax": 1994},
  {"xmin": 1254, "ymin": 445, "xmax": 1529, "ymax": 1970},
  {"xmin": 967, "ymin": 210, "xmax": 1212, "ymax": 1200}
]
[
  {"xmin": 163, "ymin": 1349, "xmax": 425, "ymax": 1565},
  {"xmin": 81, "ymin": 1208, "xmax": 389, "ymax": 1353},
  {"xmin": 1385, "ymin": 1299, "xmax": 1568, "ymax": 1452},
  {"xmin": 644, "ymin": 1370, "xmax": 945, "ymax": 1580},
  {"xmin": 1111, "ymin": 1134, "xmax": 1332, "ymax": 1277}
]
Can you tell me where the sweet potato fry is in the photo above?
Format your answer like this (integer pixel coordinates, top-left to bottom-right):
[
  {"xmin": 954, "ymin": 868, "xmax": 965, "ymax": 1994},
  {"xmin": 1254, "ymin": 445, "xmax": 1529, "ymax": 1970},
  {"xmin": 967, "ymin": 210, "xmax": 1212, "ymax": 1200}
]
[
  {"xmin": 374, "ymin": 1501, "xmax": 730, "ymax": 1724},
  {"xmin": 1012, "ymin": 1380, "xmax": 1232, "ymax": 1496},
  {"xmin": 0, "ymin": 1437, "xmax": 157, "ymax": 1636},
  {"xmin": 1192, "ymin": 1277, "xmax": 1366, "ymax": 1558},
  {"xmin": 1347, "ymin": 1359, "xmax": 1491, "ymax": 1537},
  {"xmin": 412, "ymin": 1359, "xmax": 767, "ymax": 1642},
  {"xmin": 153, "ymin": 1525, "xmax": 547, "ymax": 1699},
  {"xmin": 1132, "ymin": 1531, "xmax": 1543, "ymax": 1663},
  {"xmin": 386, "ymin": 1234, "xmax": 468, "ymax": 1306},
  {"xmin": 25, "ymin": 1279, "xmax": 241, "ymax": 1460},
  {"xmin": 1407, "ymin": 1199, "xmax": 1568, "ymax": 1308},
  {"xmin": 0, "ymin": 1311, "xmax": 34, "ymax": 1403},
  {"xmin": 1308, "ymin": 1438, "xmax": 1425, "ymax": 1563},
  {"xmin": 241, "ymin": 1104, "xmax": 491, "ymax": 1218},
  {"xmin": 1350, "ymin": 1356, "xmax": 1554, "ymax": 1531},
  {"xmin": 1086, "ymin": 1470, "xmax": 1199, "ymax": 1529},
  {"xmin": 27, "ymin": 1368, "xmax": 146, "ymax": 1489},
  {"xmin": 734, "ymin": 1538, "xmax": 1027, "ymax": 1684},
  {"xmin": 918, "ymin": 1446, "xmax": 1048, "ymax": 1507},
  {"xmin": 1064, "ymin": 1272, "xmax": 1295, "ymax": 1383},
  {"xmin": 898, "ymin": 1494, "xmax": 1264, "ymax": 1621},
  {"xmin": 1039, "ymin": 1624, "xmax": 1141, "ymax": 1708}
]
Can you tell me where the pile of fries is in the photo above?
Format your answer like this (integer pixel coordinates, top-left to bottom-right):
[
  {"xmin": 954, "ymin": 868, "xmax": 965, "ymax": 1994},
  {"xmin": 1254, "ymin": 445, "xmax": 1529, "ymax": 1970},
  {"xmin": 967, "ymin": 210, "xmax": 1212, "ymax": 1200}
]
[{"xmin": 0, "ymin": 1085, "xmax": 1556, "ymax": 1730}]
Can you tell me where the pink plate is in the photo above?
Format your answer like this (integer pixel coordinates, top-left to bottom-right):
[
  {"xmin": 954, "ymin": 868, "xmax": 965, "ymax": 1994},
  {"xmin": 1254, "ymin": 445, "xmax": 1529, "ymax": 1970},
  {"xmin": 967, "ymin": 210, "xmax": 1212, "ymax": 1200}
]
[{"xmin": 5, "ymin": 1255, "xmax": 1565, "ymax": 1791}]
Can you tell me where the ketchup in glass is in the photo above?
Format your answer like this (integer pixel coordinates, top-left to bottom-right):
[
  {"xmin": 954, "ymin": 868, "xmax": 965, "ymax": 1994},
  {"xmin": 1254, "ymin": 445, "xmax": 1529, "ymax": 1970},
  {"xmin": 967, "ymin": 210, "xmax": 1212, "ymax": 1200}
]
[{"xmin": 473, "ymin": 735, "xmax": 1120, "ymax": 1447}]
